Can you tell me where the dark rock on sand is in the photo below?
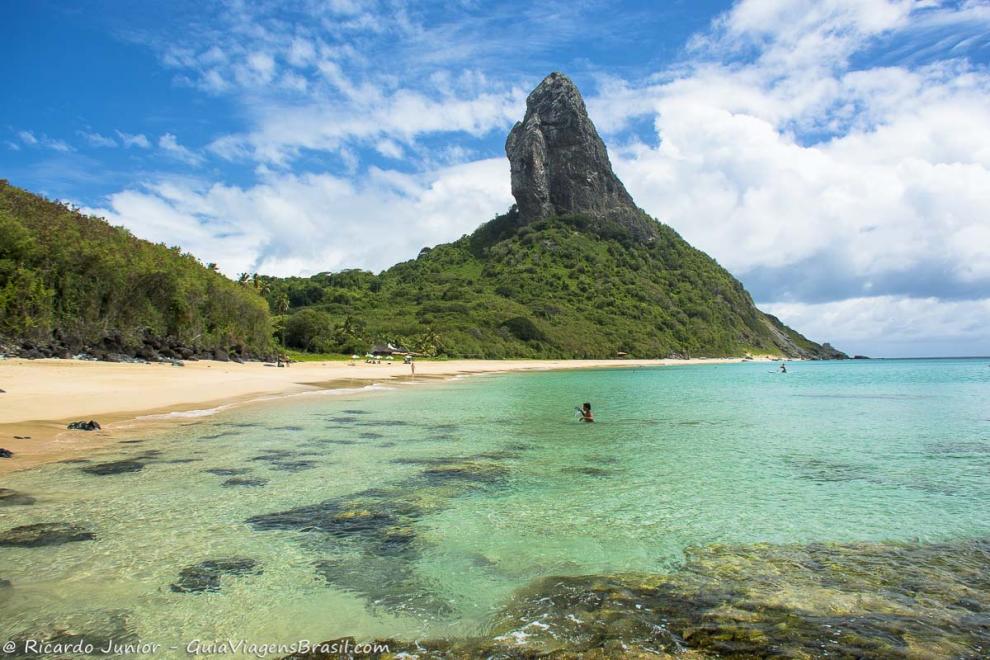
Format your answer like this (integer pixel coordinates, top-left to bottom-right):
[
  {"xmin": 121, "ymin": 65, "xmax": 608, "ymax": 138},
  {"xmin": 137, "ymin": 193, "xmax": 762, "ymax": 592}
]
[
  {"xmin": 81, "ymin": 459, "xmax": 145, "ymax": 475},
  {"xmin": 170, "ymin": 558, "xmax": 260, "ymax": 593},
  {"xmin": 0, "ymin": 488, "xmax": 36, "ymax": 506},
  {"xmin": 0, "ymin": 448, "xmax": 12, "ymax": 458},
  {"xmin": 0, "ymin": 522, "xmax": 95, "ymax": 547},
  {"xmin": 67, "ymin": 420, "xmax": 102, "ymax": 431}
]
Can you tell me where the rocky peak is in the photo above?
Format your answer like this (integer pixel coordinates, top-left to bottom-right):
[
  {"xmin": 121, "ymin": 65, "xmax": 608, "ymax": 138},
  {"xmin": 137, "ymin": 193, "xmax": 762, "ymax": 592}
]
[{"xmin": 505, "ymin": 72, "xmax": 655, "ymax": 239}]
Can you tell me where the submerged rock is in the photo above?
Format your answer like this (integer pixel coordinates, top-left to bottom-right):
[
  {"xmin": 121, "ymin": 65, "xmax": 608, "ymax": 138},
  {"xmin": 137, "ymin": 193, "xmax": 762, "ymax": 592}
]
[
  {"xmin": 0, "ymin": 488, "xmax": 36, "ymax": 506},
  {"xmin": 419, "ymin": 461, "xmax": 509, "ymax": 485},
  {"xmin": 269, "ymin": 460, "xmax": 317, "ymax": 472},
  {"xmin": 222, "ymin": 477, "xmax": 268, "ymax": 487},
  {"xmin": 561, "ymin": 466, "xmax": 618, "ymax": 478},
  {"xmin": 81, "ymin": 459, "xmax": 145, "ymax": 475},
  {"xmin": 0, "ymin": 448, "xmax": 12, "ymax": 458},
  {"xmin": 293, "ymin": 538, "xmax": 990, "ymax": 659},
  {"xmin": 170, "ymin": 558, "xmax": 260, "ymax": 593},
  {"xmin": 205, "ymin": 467, "xmax": 251, "ymax": 476},
  {"xmin": 200, "ymin": 431, "xmax": 241, "ymax": 439},
  {"xmin": 4, "ymin": 610, "xmax": 137, "ymax": 656},
  {"xmin": 0, "ymin": 522, "xmax": 95, "ymax": 547},
  {"xmin": 314, "ymin": 555, "xmax": 453, "ymax": 618}
]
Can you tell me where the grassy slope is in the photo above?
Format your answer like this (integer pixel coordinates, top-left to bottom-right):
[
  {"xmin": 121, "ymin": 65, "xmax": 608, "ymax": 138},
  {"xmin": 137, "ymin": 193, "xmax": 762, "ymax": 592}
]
[
  {"xmin": 266, "ymin": 210, "xmax": 826, "ymax": 359},
  {"xmin": 0, "ymin": 180, "xmax": 273, "ymax": 356}
]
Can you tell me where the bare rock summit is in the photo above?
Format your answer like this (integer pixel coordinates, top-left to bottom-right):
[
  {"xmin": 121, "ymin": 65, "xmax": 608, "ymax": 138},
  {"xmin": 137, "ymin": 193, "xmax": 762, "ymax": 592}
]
[{"xmin": 505, "ymin": 72, "xmax": 656, "ymax": 240}]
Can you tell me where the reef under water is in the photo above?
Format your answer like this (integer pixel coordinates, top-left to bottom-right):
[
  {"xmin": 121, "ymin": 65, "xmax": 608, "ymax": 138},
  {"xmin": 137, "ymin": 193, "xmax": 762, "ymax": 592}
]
[{"xmin": 290, "ymin": 538, "xmax": 990, "ymax": 658}]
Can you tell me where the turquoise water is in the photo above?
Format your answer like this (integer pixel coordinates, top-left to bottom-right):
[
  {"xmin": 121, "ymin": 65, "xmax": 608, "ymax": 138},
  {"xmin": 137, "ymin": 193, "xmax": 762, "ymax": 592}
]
[{"xmin": 1, "ymin": 359, "xmax": 989, "ymax": 652}]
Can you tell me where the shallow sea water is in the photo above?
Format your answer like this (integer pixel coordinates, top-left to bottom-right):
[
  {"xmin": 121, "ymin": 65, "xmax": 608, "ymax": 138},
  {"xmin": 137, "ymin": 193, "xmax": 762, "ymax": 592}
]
[{"xmin": 1, "ymin": 359, "xmax": 988, "ymax": 655}]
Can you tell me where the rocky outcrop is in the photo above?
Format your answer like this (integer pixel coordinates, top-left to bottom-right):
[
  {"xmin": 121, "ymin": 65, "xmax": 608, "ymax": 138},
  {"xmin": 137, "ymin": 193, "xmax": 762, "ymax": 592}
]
[
  {"xmin": 505, "ymin": 72, "xmax": 656, "ymax": 240},
  {"xmin": 67, "ymin": 420, "xmax": 102, "ymax": 431}
]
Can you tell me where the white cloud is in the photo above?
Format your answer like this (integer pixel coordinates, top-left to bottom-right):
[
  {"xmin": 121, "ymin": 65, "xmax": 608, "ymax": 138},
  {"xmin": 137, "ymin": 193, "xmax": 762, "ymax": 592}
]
[
  {"xmin": 158, "ymin": 133, "xmax": 204, "ymax": 166},
  {"xmin": 116, "ymin": 130, "xmax": 151, "ymax": 149},
  {"xmin": 374, "ymin": 139, "xmax": 404, "ymax": 159},
  {"xmin": 78, "ymin": 131, "xmax": 117, "ymax": 148},
  {"xmin": 209, "ymin": 83, "xmax": 524, "ymax": 166},
  {"xmin": 17, "ymin": 129, "xmax": 72, "ymax": 152},
  {"xmin": 595, "ymin": 0, "xmax": 990, "ymax": 313},
  {"xmin": 82, "ymin": 158, "xmax": 512, "ymax": 277},
  {"xmin": 762, "ymin": 296, "xmax": 990, "ymax": 357}
]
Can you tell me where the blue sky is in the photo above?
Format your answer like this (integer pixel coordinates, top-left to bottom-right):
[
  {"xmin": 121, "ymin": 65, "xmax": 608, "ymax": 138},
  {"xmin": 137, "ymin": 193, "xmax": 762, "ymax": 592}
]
[{"xmin": 3, "ymin": 0, "xmax": 990, "ymax": 357}]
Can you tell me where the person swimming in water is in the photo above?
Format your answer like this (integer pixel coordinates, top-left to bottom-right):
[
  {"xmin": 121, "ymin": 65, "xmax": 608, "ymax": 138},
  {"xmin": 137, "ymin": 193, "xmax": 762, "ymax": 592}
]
[
  {"xmin": 780, "ymin": 363, "xmax": 787, "ymax": 373},
  {"xmin": 578, "ymin": 402, "xmax": 594, "ymax": 423}
]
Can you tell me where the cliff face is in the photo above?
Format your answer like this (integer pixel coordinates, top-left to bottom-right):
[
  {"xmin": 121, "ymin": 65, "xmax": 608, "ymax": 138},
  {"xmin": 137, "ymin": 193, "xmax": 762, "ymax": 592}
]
[{"xmin": 505, "ymin": 72, "xmax": 657, "ymax": 241}]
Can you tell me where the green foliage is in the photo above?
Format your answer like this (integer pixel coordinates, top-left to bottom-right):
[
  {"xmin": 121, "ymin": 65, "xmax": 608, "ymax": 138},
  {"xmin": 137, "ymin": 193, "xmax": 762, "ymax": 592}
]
[
  {"xmin": 501, "ymin": 316, "xmax": 545, "ymax": 342},
  {"xmin": 258, "ymin": 208, "xmax": 820, "ymax": 359},
  {"xmin": 1, "ymin": 180, "xmax": 820, "ymax": 361},
  {"xmin": 284, "ymin": 308, "xmax": 336, "ymax": 352},
  {"xmin": 0, "ymin": 181, "xmax": 273, "ymax": 355}
]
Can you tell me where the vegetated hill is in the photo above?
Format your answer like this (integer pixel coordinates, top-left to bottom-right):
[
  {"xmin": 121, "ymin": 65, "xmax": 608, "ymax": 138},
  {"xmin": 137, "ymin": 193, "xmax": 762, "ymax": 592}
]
[
  {"xmin": 0, "ymin": 180, "xmax": 272, "ymax": 361},
  {"xmin": 260, "ymin": 206, "xmax": 839, "ymax": 359},
  {"xmin": 261, "ymin": 72, "xmax": 842, "ymax": 360}
]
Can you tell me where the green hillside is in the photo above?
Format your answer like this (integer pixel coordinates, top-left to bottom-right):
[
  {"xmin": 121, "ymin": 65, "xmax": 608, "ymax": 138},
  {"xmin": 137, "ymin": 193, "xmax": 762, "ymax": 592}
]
[
  {"xmin": 0, "ymin": 180, "xmax": 273, "ymax": 360},
  {"xmin": 261, "ymin": 207, "xmax": 834, "ymax": 359}
]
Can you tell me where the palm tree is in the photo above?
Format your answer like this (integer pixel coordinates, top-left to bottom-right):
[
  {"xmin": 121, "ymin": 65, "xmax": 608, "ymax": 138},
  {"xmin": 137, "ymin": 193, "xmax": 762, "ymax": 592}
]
[{"xmin": 272, "ymin": 292, "xmax": 290, "ymax": 350}]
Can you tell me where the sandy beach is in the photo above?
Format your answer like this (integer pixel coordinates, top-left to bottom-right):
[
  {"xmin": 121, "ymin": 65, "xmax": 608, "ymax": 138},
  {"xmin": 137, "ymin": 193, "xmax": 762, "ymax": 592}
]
[{"xmin": 0, "ymin": 356, "xmax": 769, "ymax": 474}]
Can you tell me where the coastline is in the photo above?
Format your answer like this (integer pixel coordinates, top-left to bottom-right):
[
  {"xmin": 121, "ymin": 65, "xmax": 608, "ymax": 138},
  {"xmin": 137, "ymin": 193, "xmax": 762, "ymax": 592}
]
[{"xmin": 0, "ymin": 355, "xmax": 774, "ymax": 474}]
